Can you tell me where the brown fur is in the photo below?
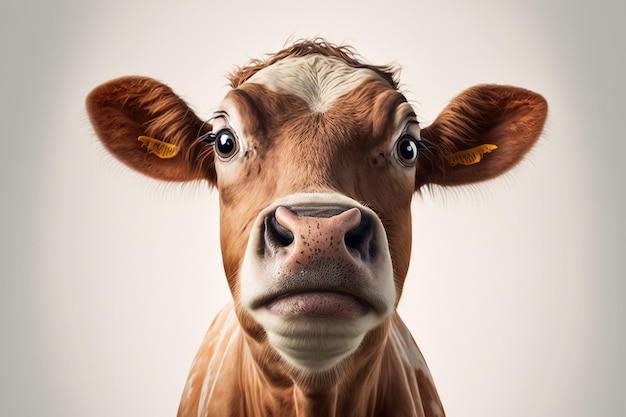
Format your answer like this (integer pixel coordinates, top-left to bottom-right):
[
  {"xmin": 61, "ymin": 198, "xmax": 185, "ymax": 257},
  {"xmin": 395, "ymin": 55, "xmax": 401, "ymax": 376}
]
[{"xmin": 85, "ymin": 39, "xmax": 548, "ymax": 417}]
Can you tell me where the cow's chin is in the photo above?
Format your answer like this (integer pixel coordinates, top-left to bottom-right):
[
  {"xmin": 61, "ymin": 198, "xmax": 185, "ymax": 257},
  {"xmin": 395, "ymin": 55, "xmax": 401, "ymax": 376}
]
[{"xmin": 250, "ymin": 302, "xmax": 385, "ymax": 371}]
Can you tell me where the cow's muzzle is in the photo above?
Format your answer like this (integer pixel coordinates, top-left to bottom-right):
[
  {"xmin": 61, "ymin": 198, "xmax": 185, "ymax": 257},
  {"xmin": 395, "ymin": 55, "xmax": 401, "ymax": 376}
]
[
  {"xmin": 239, "ymin": 193, "xmax": 396, "ymax": 370},
  {"xmin": 258, "ymin": 205, "xmax": 382, "ymax": 317}
]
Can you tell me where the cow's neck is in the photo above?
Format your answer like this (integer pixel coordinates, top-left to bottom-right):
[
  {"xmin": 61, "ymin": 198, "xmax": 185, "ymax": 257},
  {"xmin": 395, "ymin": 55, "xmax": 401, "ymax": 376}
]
[
  {"xmin": 239, "ymin": 330, "xmax": 386, "ymax": 417},
  {"xmin": 181, "ymin": 305, "xmax": 436, "ymax": 417},
  {"xmin": 282, "ymin": 385, "xmax": 341, "ymax": 417}
]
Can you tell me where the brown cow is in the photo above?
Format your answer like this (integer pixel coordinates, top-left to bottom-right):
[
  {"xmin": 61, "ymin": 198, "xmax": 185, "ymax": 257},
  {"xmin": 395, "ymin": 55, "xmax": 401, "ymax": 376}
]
[{"xmin": 86, "ymin": 39, "xmax": 547, "ymax": 417}]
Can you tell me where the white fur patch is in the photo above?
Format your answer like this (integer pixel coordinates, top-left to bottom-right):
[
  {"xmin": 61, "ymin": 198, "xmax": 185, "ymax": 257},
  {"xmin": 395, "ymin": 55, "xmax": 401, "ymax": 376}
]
[{"xmin": 246, "ymin": 55, "xmax": 388, "ymax": 112}]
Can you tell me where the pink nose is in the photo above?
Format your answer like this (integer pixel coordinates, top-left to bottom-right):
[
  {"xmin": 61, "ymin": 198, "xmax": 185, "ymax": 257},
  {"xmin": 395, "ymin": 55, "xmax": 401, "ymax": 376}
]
[{"xmin": 263, "ymin": 205, "xmax": 376, "ymax": 270}]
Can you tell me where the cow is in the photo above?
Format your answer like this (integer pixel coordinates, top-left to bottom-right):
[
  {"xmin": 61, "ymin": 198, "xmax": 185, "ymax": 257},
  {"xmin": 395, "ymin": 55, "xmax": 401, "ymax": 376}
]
[{"xmin": 86, "ymin": 39, "xmax": 547, "ymax": 417}]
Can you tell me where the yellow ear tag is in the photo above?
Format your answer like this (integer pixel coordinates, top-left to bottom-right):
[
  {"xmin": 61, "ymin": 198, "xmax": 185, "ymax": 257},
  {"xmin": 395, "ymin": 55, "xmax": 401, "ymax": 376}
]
[
  {"xmin": 137, "ymin": 136, "xmax": 179, "ymax": 159},
  {"xmin": 448, "ymin": 144, "xmax": 498, "ymax": 166}
]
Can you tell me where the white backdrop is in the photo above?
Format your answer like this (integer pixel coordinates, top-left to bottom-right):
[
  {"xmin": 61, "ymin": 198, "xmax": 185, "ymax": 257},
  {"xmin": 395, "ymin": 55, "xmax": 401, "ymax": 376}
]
[{"xmin": 2, "ymin": 0, "xmax": 624, "ymax": 416}]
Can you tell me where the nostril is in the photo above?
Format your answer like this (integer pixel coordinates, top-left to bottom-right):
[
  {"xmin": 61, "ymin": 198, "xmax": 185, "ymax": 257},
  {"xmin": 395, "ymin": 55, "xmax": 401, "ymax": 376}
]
[
  {"xmin": 265, "ymin": 211, "xmax": 295, "ymax": 249},
  {"xmin": 344, "ymin": 214, "xmax": 375, "ymax": 262},
  {"xmin": 261, "ymin": 204, "xmax": 377, "ymax": 263}
]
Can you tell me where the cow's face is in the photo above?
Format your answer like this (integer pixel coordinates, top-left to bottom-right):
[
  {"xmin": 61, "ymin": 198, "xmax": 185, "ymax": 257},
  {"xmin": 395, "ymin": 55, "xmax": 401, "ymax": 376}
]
[
  {"xmin": 207, "ymin": 55, "xmax": 419, "ymax": 371},
  {"xmin": 86, "ymin": 40, "xmax": 547, "ymax": 386}
]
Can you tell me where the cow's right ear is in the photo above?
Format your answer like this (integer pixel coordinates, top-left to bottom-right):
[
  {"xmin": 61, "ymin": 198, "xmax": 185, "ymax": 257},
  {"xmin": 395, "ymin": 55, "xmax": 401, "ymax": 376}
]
[{"xmin": 86, "ymin": 76, "xmax": 216, "ymax": 184}]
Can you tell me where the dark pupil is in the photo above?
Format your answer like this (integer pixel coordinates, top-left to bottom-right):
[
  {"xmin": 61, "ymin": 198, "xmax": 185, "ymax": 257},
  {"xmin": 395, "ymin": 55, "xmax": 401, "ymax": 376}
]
[
  {"xmin": 216, "ymin": 131, "xmax": 235, "ymax": 155},
  {"xmin": 400, "ymin": 139, "xmax": 417, "ymax": 160}
]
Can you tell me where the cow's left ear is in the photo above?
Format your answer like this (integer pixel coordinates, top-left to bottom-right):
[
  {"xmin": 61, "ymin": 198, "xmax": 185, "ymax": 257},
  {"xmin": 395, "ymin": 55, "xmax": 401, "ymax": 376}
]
[
  {"xmin": 87, "ymin": 76, "xmax": 216, "ymax": 183},
  {"xmin": 417, "ymin": 84, "xmax": 547, "ymax": 188}
]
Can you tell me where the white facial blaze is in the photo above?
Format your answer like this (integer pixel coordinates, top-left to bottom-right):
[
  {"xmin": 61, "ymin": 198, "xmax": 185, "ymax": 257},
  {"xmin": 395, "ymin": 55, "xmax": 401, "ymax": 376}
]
[{"xmin": 246, "ymin": 55, "xmax": 388, "ymax": 112}]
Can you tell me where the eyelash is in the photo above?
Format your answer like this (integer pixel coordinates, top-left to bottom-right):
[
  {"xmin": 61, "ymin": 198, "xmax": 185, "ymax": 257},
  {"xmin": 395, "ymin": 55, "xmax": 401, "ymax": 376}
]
[{"xmin": 199, "ymin": 113, "xmax": 228, "ymax": 143}]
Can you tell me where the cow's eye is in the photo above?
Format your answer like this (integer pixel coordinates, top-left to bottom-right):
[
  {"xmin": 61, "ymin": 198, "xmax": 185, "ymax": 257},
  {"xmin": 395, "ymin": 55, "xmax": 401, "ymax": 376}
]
[
  {"xmin": 395, "ymin": 134, "xmax": 425, "ymax": 167},
  {"xmin": 214, "ymin": 129, "xmax": 239, "ymax": 160}
]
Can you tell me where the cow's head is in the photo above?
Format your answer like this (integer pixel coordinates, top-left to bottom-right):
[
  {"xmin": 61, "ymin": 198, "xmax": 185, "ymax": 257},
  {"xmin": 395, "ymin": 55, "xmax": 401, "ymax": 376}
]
[{"xmin": 87, "ymin": 40, "xmax": 547, "ymax": 388}]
